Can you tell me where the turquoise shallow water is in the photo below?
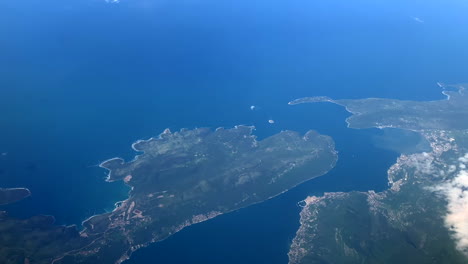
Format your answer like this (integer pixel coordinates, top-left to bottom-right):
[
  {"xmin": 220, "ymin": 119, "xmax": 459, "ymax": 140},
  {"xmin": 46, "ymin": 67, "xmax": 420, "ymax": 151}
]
[{"xmin": 1, "ymin": 0, "xmax": 468, "ymax": 262}]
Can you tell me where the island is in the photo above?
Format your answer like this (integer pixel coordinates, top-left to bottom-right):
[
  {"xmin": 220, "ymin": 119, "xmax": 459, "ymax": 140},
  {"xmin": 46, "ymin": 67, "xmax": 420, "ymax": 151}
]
[
  {"xmin": 0, "ymin": 126, "xmax": 338, "ymax": 264},
  {"xmin": 0, "ymin": 188, "xmax": 31, "ymax": 206},
  {"xmin": 288, "ymin": 83, "xmax": 468, "ymax": 263}
]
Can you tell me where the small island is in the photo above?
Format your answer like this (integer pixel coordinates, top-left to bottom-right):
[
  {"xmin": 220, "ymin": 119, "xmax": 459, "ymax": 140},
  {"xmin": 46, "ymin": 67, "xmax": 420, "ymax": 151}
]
[{"xmin": 0, "ymin": 188, "xmax": 31, "ymax": 206}]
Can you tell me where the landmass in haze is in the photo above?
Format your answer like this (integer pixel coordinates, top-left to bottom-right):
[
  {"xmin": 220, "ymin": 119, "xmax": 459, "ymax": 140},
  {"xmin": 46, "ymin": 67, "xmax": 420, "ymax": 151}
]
[{"xmin": 0, "ymin": 188, "xmax": 30, "ymax": 206}]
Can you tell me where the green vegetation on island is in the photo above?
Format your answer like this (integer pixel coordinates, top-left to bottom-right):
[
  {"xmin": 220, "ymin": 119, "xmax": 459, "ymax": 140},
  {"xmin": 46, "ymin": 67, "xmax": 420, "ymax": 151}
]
[
  {"xmin": 290, "ymin": 83, "xmax": 468, "ymax": 130},
  {"xmin": 0, "ymin": 126, "xmax": 338, "ymax": 264},
  {"xmin": 288, "ymin": 84, "xmax": 468, "ymax": 264}
]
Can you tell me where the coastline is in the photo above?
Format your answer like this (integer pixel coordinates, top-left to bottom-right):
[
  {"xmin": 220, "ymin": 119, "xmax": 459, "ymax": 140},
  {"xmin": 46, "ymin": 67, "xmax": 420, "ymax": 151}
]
[
  {"xmin": 0, "ymin": 187, "xmax": 32, "ymax": 206},
  {"xmin": 76, "ymin": 126, "xmax": 338, "ymax": 264},
  {"xmin": 288, "ymin": 83, "xmax": 466, "ymax": 131}
]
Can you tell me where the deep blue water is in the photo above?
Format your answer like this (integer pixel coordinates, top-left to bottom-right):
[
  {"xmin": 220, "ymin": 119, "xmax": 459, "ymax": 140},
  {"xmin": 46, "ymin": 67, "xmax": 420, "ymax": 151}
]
[{"xmin": 1, "ymin": 0, "xmax": 468, "ymax": 263}]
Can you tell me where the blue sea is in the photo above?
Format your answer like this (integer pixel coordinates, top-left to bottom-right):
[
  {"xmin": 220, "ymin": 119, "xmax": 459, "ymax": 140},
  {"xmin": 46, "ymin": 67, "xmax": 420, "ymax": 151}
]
[{"xmin": 1, "ymin": 0, "xmax": 468, "ymax": 263}]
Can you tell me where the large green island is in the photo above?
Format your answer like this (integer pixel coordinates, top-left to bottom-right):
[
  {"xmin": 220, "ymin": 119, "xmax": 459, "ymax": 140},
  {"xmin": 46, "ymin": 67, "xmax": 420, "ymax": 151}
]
[
  {"xmin": 0, "ymin": 126, "xmax": 337, "ymax": 264},
  {"xmin": 288, "ymin": 83, "xmax": 468, "ymax": 263}
]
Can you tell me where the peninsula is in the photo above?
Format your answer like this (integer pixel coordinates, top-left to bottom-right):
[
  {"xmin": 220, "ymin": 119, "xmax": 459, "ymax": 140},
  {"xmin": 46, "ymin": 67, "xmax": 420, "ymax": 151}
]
[{"xmin": 288, "ymin": 83, "xmax": 468, "ymax": 263}]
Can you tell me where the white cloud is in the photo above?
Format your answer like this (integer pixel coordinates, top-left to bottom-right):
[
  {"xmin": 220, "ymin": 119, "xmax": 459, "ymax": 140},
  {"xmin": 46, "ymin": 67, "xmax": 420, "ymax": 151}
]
[
  {"xmin": 407, "ymin": 152, "xmax": 436, "ymax": 175},
  {"xmin": 459, "ymin": 153, "xmax": 468, "ymax": 163},
  {"xmin": 433, "ymin": 153, "xmax": 468, "ymax": 254},
  {"xmin": 449, "ymin": 165, "xmax": 457, "ymax": 173},
  {"xmin": 412, "ymin": 17, "xmax": 424, "ymax": 23}
]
